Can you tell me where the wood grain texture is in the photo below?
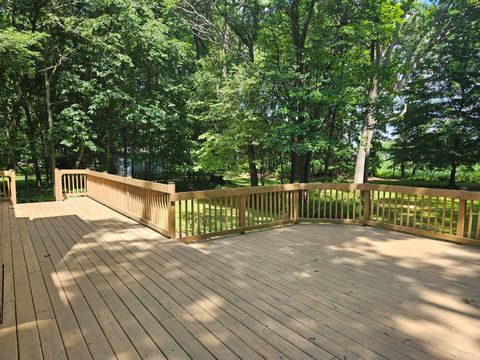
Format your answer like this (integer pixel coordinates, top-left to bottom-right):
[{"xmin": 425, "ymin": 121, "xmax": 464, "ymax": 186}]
[{"xmin": 2, "ymin": 198, "xmax": 480, "ymax": 359}]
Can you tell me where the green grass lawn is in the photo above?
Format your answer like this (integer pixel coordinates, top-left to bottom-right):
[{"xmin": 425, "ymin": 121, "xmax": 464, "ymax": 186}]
[{"xmin": 225, "ymin": 175, "xmax": 284, "ymax": 188}]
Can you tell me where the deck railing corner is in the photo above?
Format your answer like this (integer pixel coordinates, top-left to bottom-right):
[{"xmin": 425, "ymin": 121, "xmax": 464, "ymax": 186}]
[{"xmin": 1, "ymin": 169, "xmax": 16, "ymax": 205}]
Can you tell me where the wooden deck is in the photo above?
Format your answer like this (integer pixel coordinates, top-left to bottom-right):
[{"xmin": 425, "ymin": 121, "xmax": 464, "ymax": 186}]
[{"xmin": 1, "ymin": 197, "xmax": 479, "ymax": 360}]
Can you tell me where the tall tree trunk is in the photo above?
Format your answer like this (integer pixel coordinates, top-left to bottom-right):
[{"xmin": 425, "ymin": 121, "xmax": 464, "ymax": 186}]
[
  {"xmin": 289, "ymin": 149, "xmax": 297, "ymax": 183},
  {"xmin": 44, "ymin": 72, "xmax": 56, "ymax": 185},
  {"xmin": 39, "ymin": 126, "xmax": 50, "ymax": 184},
  {"xmin": 303, "ymin": 151, "xmax": 312, "ymax": 183},
  {"xmin": 323, "ymin": 156, "xmax": 329, "ymax": 177},
  {"xmin": 354, "ymin": 72, "xmax": 378, "ymax": 183},
  {"xmin": 448, "ymin": 161, "xmax": 457, "ymax": 188},
  {"xmin": 400, "ymin": 161, "xmax": 405, "ymax": 178},
  {"xmin": 23, "ymin": 102, "xmax": 42, "ymax": 187},
  {"xmin": 75, "ymin": 142, "xmax": 85, "ymax": 169},
  {"xmin": 247, "ymin": 144, "xmax": 259, "ymax": 186}
]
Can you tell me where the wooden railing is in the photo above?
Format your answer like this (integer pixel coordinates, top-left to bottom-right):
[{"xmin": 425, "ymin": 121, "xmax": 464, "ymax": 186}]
[
  {"xmin": 172, "ymin": 184, "xmax": 299, "ymax": 242},
  {"xmin": 55, "ymin": 169, "xmax": 88, "ymax": 199},
  {"xmin": 54, "ymin": 169, "xmax": 480, "ymax": 246},
  {"xmin": 0, "ymin": 170, "xmax": 16, "ymax": 204},
  {"xmin": 361, "ymin": 184, "xmax": 480, "ymax": 245},
  {"xmin": 56, "ymin": 169, "xmax": 175, "ymax": 237},
  {"xmin": 173, "ymin": 183, "xmax": 480, "ymax": 245}
]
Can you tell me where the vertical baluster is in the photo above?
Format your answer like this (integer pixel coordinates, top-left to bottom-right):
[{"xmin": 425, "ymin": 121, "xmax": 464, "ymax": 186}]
[
  {"xmin": 178, "ymin": 200, "xmax": 182, "ymax": 238},
  {"xmin": 214, "ymin": 197, "xmax": 218, "ymax": 232},
  {"xmin": 323, "ymin": 189, "xmax": 327, "ymax": 218},
  {"xmin": 381, "ymin": 191, "xmax": 386, "ymax": 222},
  {"xmin": 392, "ymin": 192, "xmax": 398, "ymax": 225},
  {"xmin": 189, "ymin": 199, "xmax": 194, "ymax": 235},
  {"xmin": 413, "ymin": 195, "xmax": 418, "ymax": 228},
  {"xmin": 352, "ymin": 190, "xmax": 357, "ymax": 220},
  {"xmin": 386, "ymin": 192, "xmax": 392, "ymax": 224},
  {"xmin": 340, "ymin": 191, "xmax": 344, "ymax": 219},
  {"xmin": 317, "ymin": 189, "xmax": 321, "ymax": 219},
  {"xmin": 246, "ymin": 195, "xmax": 250, "ymax": 226},
  {"xmin": 420, "ymin": 195, "xmax": 424, "ymax": 229},
  {"xmin": 300, "ymin": 190, "xmax": 304, "ymax": 218},
  {"xmin": 306, "ymin": 190, "xmax": 310, "ymax": 219},
  {"xmin": 225, "ymin": 196, "xmax": 229, "ymax": 230},
  {"xmin": 254, "ymin": 193, "xmax": 257, "ymax": 225},
  {"xmin": 467, "ymin": 200, "xmax": 473, "ymax": 238},
  {"xmin": 438, "ymin": 196, "xmax": 445, "ymax": 233},
  {"xmin": 426, "ymin": 196, "xmax": 431, "ymax": 231},
  {"xmin": 261, "ymin": 192, "xmax": 264, "ymax": 224},
  {"xmin": 401, "ymin": 193, "xmax": 406, "ymax": 226},
  {"xmin": 449, "ymin": 198, "xmax": 454, "ymax": 235},
  {"xmin": 228, "ymin": 196, "xmax": 232, "ymax": 229},
  {"xmin": 272, "ymin": 192, "xmax": 276, "ymax": 222},
  {"xmin": 269, "ymin": 191, "xmax": 272, "ymax": 222},
  {"xmin": 333, "ymin": 190, "xmax": 338, "ymax": 219},
  {"xmin": 406, "ymin": 194, "xmax": 411, "ymax": 227},
  {"xmin": 184, "ymin": 200, "xmax": 189, "ymax": 237},
  {"xmin": 202, "ymin": 199, "xmax": 206, "ymax": 234},
  {"xmin": 328, "ymin": 189, "xmax": 332, "ymax": 219},
  {"xmin": 281, "ymin": 191, "xmax": 284, "ymax": 220},
  {"xmin": 346, "ymin": 191, "xmax": 350, "ymax": 220},
  {"xmin": 476, "ymin": 203, "xmax": 480, "ymax": 240},
  {"xmin": 230, "ymin": 195, "xmax": 234, "ymax": 229},
  {"xmin": 311, "ymin": 189, "xmax": 315, "ymax": 218}
]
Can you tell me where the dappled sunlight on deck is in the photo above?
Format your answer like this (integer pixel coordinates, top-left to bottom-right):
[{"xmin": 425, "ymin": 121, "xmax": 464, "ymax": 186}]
[{"xmin": 1, "ymin": 197, "xmax": 479, "ymax": 359}]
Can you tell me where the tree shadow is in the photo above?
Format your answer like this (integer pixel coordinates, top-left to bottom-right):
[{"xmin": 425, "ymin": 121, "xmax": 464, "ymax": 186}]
[{"xmin": 5, "ymin": 199, "xmax": 480, "ymax": 359}]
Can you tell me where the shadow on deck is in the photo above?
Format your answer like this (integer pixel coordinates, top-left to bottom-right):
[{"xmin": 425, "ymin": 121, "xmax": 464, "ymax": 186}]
[{"xmin": 0, "ymin": 197, "xmax": 479, "ymax": 360}]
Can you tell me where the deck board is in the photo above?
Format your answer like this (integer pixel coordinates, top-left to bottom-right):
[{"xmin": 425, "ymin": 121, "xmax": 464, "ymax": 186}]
[{"xmin": 1, "ymin": 198, "xmax": 480, "ymax": 360}]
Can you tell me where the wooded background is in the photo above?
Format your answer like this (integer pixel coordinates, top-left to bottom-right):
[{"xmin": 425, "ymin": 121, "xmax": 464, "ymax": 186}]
[{"xmin": 1, "ymin": 0, "xmax": 479, "ymax": 192}]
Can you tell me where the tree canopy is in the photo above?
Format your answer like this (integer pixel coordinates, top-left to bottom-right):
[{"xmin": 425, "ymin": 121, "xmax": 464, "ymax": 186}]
[{"xmin": 1, "ymin": 0, "xmax": 479, "ymax": 190}]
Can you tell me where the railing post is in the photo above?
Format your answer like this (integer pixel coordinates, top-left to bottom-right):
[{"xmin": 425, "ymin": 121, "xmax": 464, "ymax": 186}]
[
  {"xmin": 293, "ymin": 183, "xmax": 300, "ymax": 224},
  {"xmin": 456, "ymin": 198, "xmax": 466, "ymax": 238},
  {"xmin": 238, "ymin": 195, "xmax": 246, "ymax": 233},
  {"xmin": 9, "ymin": 170, "xmax": 16, "ymax": 205},
  {"xmin": 168, "ymin": 182, "xmax": 176, "ymax": 239},
  {"xmin": 362, "ymin": 189, "xmax": 371, "ymax": 224},
  {"xmin": 54, "ymin": 168, "xmax": 63, "ymax": 201}
]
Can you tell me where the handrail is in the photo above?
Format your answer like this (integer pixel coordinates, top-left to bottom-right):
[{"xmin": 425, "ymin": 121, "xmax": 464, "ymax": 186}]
[
  {"xmin": 0, "ymin": 170, "xmax": 16, "ymax": 205},
  {"xmin": 54, "ymin": 168, "xmax": 480, "ymax": 246}
]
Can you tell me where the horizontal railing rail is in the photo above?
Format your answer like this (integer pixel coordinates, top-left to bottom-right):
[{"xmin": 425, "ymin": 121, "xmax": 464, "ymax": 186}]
[
  {"xmin": 54, "ymin": 169, "xmax": 480, "ymax": 246},
  {"xmin": 0, "ymin": 170, "xmax": 16, "ymax": 204}
]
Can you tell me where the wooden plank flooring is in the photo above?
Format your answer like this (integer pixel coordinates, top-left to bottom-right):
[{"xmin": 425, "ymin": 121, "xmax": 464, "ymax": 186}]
[{"xmin": 1, "ymin": 197, "xmax": 479, "ymax": 360}]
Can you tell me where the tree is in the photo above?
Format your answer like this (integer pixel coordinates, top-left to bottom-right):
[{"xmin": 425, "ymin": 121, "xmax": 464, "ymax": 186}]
[
  {"xmin": 353, "ymin": 0, "xmax": 454, "ymax": 183},
  {"xmin": 392, "ymin": 0, "xmax": 480, "ymax": 187}
]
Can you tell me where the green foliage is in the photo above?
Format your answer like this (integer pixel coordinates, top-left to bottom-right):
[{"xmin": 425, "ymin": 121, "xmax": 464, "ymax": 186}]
[
  {"xmin": 389, "ymin": 0, "xmax": 480, "ymax": 186},
  {"xmin": 0, "ymin": 0, "xmax": 478, "ymax": 194}
]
